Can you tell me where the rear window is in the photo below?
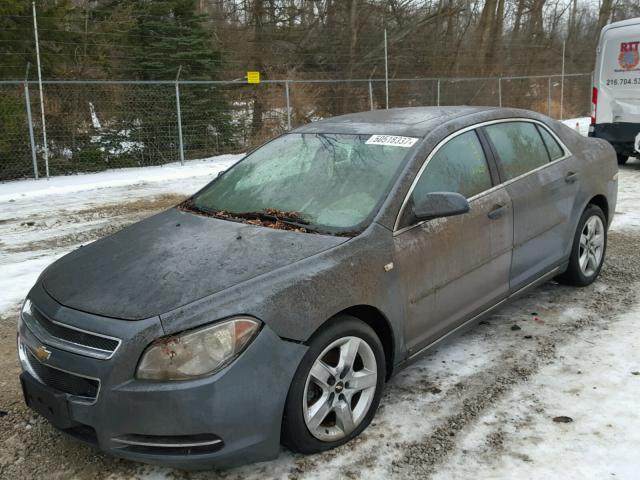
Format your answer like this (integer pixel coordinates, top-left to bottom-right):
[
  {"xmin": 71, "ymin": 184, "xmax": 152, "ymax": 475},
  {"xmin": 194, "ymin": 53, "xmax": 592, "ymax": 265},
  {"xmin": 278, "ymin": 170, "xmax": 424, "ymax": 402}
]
[
  {"xmin": 537, "ymin": 125, "xmax": 565, "ymax": 160},
  {"xmin": 485, "ymin": 122, "xmax": 549, "ymax": 180}
]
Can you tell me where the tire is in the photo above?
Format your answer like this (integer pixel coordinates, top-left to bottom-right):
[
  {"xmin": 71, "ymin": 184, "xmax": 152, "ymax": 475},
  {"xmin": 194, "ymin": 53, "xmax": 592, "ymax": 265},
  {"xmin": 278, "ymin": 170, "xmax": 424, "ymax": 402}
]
[
  {"xmin": 617, "ymin": 153, "xmax": 628, "ymax": 165},
  {"xmin": 557, "ymin": 204, "xmax": 607, "ymax": 287},
  {"xmin": 281, "ymin": 316, "xmax": 386, "ymax": 454}
]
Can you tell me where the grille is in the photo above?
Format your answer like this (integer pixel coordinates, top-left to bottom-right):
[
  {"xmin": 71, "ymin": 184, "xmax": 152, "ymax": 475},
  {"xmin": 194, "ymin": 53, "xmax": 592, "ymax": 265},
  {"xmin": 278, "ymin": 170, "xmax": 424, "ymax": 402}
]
[
  {"xmin": 27, "ymin": 350, "xmax": 99, "ymax": 400},
  {"xmin": 31, "ymin": 306, "xmax": 119, "ymax": 353}
]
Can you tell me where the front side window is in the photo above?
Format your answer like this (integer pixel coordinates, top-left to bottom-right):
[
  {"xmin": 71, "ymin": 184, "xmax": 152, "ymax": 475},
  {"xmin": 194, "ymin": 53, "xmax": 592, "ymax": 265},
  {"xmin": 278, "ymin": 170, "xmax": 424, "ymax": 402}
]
[
  {"xmin": 411, "ymin": 130, "xmax": 492, "ymax": 205},
  {"xmin": 189, "ymin": 133, "xmax": 416, "ymax": 232},
  {"xmin": 485, "ymin": 121, "xmax": 550, "ymax": 180}
]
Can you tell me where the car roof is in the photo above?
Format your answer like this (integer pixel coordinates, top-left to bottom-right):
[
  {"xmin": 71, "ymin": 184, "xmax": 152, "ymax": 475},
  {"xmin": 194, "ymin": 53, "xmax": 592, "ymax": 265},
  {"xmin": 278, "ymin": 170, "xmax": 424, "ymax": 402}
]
[{"xmin": 292, "ymin": 106, "xmax": 503, "ymax": 137}]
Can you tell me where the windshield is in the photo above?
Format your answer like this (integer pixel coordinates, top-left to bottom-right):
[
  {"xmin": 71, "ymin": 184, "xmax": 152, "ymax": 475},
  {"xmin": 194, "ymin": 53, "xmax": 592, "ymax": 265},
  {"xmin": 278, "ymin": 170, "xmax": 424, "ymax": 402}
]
[{"xmin": 188, "ymin": 133, "xmax": 417, "ymax": 233}]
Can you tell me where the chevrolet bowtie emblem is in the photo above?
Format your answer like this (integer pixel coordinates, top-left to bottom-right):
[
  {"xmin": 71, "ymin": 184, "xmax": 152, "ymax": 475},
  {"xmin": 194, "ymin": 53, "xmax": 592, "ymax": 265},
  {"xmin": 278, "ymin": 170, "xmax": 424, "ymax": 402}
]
[{"xmin": 34, "ymin": 345, "xmax": 51, "ymax": 362}]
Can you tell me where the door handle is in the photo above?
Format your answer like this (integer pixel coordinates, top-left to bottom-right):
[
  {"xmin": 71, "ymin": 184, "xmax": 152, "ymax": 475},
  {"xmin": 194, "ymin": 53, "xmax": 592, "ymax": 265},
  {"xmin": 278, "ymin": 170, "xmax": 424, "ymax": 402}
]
[
  {"xmin": 487, "ymin": 204, "xmax": 506, "ymax": 220},
  {"xmin": 565, "ymin": 171, "xmax": 578, "ymax": 184}
]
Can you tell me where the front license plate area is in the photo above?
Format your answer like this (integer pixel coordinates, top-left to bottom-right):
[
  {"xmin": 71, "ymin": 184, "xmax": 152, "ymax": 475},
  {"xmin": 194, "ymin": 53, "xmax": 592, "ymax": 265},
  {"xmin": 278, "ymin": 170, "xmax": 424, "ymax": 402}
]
[{"xmin": 20, "ymin": 373, "xmax": 77, "ymax": 429}]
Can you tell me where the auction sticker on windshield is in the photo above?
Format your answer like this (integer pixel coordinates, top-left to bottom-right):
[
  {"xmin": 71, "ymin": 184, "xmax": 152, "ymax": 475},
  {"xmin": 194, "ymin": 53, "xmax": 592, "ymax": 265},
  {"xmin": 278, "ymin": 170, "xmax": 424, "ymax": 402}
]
[{"xmin": 365, "ymin": 135, "xmax": 419, "ymax": 147}]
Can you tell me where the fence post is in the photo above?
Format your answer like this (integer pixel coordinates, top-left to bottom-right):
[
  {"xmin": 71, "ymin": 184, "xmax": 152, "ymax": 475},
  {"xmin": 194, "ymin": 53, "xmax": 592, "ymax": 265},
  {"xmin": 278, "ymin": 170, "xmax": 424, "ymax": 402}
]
[
  {"xmin": 24, "ymin": 80, "xmax": 39, "ymax": 180},
  {"xmin": 175, "ymin": 66, "xmax": 185, "ymax": 166},
  {"xmin": 285, "ymin": 80, "xmax": 292, "ymax": 130},
  {"xmin": 436, "ymin": 79, "xmax": 440, "ymax": 107},
  {"xmin": 548, "ymin": 76, "xmax": 552, "ymax": 116},
  {"xmin": 560, "ymin": 40, "xmax": 566, "ymax": 120},
  {"xmin": 498, "ymin": 77, "xmax": 502, "ymax": 107},
  {"xmin": 384, "ymin": 29, "xmax": 389, "ymax": 109},
  {"xmin": 368, "ymin": 80, "xmax": 374, "ymax": 110},
  {"xmin": 32, "ymin": 2, "xmax": 49, "ymax": 179}
]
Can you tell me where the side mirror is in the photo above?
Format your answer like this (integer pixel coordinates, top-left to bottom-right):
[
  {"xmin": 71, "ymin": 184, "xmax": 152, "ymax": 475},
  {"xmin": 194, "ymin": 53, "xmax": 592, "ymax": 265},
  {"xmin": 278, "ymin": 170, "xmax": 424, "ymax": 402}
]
[{"xmin": 412, "ymin": 192, "xmax": 470, "ymax": 222}]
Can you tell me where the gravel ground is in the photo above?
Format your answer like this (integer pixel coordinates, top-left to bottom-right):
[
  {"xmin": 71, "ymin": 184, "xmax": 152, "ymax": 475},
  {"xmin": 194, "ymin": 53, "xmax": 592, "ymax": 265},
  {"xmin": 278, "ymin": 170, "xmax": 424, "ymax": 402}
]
[{"xmin": 1, "ymin": 161, "xmax": 639, "ymax": 479}]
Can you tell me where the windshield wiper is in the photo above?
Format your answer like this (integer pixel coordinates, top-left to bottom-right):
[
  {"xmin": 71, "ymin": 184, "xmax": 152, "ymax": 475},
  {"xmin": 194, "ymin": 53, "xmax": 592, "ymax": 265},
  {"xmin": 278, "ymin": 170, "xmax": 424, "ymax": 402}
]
[
  {"xmin": 233, "ymin": 210, "xmax": 312, "ymax": 230},
  {"xmin": 179, "ymin": 199, "xmax": 211, "ymax": 216},
  {"xmin": 254, "ymin": 209, "xmax": 309, "ymax": 225},
  {"xmin": 179, "ymin": 201, "xmax": 318, "ymax": 233}
]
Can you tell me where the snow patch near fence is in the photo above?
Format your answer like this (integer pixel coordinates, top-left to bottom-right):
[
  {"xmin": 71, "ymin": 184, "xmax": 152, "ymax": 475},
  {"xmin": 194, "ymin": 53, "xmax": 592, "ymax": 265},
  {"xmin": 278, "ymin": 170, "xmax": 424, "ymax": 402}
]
[
  {"xmin": 0, "ymin": 154, "xmax": 243, "ymax": 203},
  {"xmin": 561, "ymin": 116, "xmax": 591, "ymax": 136}
]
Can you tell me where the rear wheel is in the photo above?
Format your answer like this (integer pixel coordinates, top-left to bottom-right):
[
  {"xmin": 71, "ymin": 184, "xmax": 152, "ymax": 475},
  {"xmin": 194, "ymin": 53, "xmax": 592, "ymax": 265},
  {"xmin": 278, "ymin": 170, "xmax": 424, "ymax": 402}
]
[
  {"xmin": 557, "ymin": 204, "xmax": 607, "ymax": 286},
  {"xmin": 282, "ymin": 316, "xmax": 385, "ymax": 454},
  {"xmin": 617, "ymin": 153, "xmax": 629, "ymax": 165}
]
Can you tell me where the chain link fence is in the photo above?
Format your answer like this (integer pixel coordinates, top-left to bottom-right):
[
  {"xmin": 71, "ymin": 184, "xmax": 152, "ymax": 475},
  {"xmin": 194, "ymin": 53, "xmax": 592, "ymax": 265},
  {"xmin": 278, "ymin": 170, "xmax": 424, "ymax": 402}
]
[{"xmin": 0, "ymin": 73, "xmax": 591, "ymax": 181}]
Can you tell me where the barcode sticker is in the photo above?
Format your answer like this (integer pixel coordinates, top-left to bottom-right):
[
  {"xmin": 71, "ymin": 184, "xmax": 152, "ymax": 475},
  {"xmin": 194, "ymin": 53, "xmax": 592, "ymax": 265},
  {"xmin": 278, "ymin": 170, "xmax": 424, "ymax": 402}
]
[{"xmin": 365, "ymin": 135, "xmax": 419, "ymax": 148}]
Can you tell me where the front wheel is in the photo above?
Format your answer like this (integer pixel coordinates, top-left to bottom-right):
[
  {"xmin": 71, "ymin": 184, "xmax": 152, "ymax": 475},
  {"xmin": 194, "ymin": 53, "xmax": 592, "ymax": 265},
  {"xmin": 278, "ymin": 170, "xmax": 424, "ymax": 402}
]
[
  {"xmin": 281, "ymin": 316, "xmax": 385, "ymax": 454},
  {"xmin": 557, "ymin": 204, "xmax": 607, "ymax": 286}
]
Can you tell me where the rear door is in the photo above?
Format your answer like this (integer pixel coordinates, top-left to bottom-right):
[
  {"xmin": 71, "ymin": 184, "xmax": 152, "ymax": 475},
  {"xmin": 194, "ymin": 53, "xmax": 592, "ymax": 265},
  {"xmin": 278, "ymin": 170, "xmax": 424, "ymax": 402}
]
[
  {"xmin": 393, "ymin": 129, "xmax": 513, "ymax": 355},
  {"xmin": 482, "ymin": 120, "xmax": 577, "ymax": 290}
]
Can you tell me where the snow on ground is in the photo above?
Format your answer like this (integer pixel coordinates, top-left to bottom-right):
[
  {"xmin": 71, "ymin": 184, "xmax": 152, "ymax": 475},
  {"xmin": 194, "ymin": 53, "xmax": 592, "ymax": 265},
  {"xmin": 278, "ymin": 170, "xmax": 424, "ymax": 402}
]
[
  {"xmin": 612, "ymin": 157, "xmax": 640, "ymax": 231},
  {"xmin": 561, "ymin": 116, "xmax": 591, "ymax": 137},
  {"xmin": 432, "ymin": 308, "xmax": 640, "ymax": 480},
  {"xmin": 1, "ymin": 125, "xmax": 640, "ymax": 479},
  {"xmin": 0, "ymin": 154, "xmax": 241, "ymax": 203}
]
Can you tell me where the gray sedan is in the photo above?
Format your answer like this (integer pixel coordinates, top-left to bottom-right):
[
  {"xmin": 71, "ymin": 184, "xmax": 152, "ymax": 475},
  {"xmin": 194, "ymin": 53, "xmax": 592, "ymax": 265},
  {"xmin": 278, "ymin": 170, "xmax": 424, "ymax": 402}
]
[{"xmin": 17, "ymin": 107, "xmax": 618, "ymax": 469}]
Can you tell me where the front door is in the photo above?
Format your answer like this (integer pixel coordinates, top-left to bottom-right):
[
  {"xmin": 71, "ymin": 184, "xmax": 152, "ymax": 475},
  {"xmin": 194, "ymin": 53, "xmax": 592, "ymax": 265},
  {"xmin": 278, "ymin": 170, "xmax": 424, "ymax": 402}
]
[{"xmin": 393, "ymin": 130, "xmax": 514, "ymax": 356}]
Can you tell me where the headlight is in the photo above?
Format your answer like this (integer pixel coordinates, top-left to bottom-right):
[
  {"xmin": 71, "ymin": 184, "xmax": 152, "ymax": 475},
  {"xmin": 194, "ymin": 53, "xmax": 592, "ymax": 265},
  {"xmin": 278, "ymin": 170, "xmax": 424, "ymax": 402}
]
[
  {"xmin": 136, "ymin": 318, "xmax": 261, "ymax": 381},
  {"xmin": 21, "ymin": 299, "xmax": 32, "ymax": 319}
]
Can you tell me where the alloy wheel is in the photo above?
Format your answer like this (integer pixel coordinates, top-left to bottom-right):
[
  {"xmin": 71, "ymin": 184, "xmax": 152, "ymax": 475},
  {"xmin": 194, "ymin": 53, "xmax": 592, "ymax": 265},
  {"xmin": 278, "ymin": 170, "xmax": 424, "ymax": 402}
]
[
  {"xmin": 302, "ymin": 336, "xmax": 378, "ymax": 441},
  {"xmin": 579, "ymin": 215, "xmax": 605, "ymax": 277}
]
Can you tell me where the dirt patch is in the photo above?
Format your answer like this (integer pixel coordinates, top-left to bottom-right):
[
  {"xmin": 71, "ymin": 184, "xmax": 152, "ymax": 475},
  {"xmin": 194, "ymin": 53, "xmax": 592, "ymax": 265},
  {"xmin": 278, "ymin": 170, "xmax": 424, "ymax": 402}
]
[
  {"xmin": 74, "ymin": 194, "xmax": 186, "ymax": 221},
  {"xmin": 2, "ymin": 194, "xmax": 186, "ymax": 254}
]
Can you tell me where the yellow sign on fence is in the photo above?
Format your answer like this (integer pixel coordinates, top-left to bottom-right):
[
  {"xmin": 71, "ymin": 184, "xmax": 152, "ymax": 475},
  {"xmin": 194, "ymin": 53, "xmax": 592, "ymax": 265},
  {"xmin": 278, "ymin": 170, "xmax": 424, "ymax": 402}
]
[{"xmin": 247, "ymin": 71, "xmax": 260, "ymax": 84}]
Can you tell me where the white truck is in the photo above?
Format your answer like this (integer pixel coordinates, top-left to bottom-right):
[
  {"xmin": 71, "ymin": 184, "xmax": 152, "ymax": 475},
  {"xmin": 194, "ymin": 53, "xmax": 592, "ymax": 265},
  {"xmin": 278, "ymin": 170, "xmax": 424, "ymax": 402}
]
[{"xmin": 590, "ymin": 17, "xmax": 640, "ymax": 164}]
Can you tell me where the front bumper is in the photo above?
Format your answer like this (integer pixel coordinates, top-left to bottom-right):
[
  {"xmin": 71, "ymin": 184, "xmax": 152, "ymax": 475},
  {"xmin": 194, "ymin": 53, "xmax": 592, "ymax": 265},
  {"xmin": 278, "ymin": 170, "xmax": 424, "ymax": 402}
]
[{"xmin": 18, "ymin": 284, "xmax": 307, "ymax": 469}]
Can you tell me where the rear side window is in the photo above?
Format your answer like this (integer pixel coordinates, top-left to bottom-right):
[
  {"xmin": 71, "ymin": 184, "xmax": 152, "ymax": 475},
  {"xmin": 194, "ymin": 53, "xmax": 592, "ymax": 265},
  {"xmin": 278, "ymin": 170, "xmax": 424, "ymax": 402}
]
[
  {"xmin": 485, "ymin": 122, "xmax": 550, "ymax": 180},
  {"xmin": 411, "ymin": 130, "xmax": 492, "ymax": 201},
  {"xmin": 537, "ymin": 125, "xmax": 565, "ymax": 160}
]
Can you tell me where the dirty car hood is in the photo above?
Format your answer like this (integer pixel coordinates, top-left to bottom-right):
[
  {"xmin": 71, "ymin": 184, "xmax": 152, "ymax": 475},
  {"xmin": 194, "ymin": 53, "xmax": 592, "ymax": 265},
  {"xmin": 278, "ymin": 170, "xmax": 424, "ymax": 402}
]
[{"xmin": 40, "ymin": 208, "xmax": 348, "ymax": 320}]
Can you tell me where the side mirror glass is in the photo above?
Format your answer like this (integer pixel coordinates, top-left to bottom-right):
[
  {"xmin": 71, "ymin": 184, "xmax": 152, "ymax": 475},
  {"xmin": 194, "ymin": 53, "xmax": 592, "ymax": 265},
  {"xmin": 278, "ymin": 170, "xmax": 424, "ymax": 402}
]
[{"xmin": 412, "ymin": 192, "xmax": 470, "ymax": 222}]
